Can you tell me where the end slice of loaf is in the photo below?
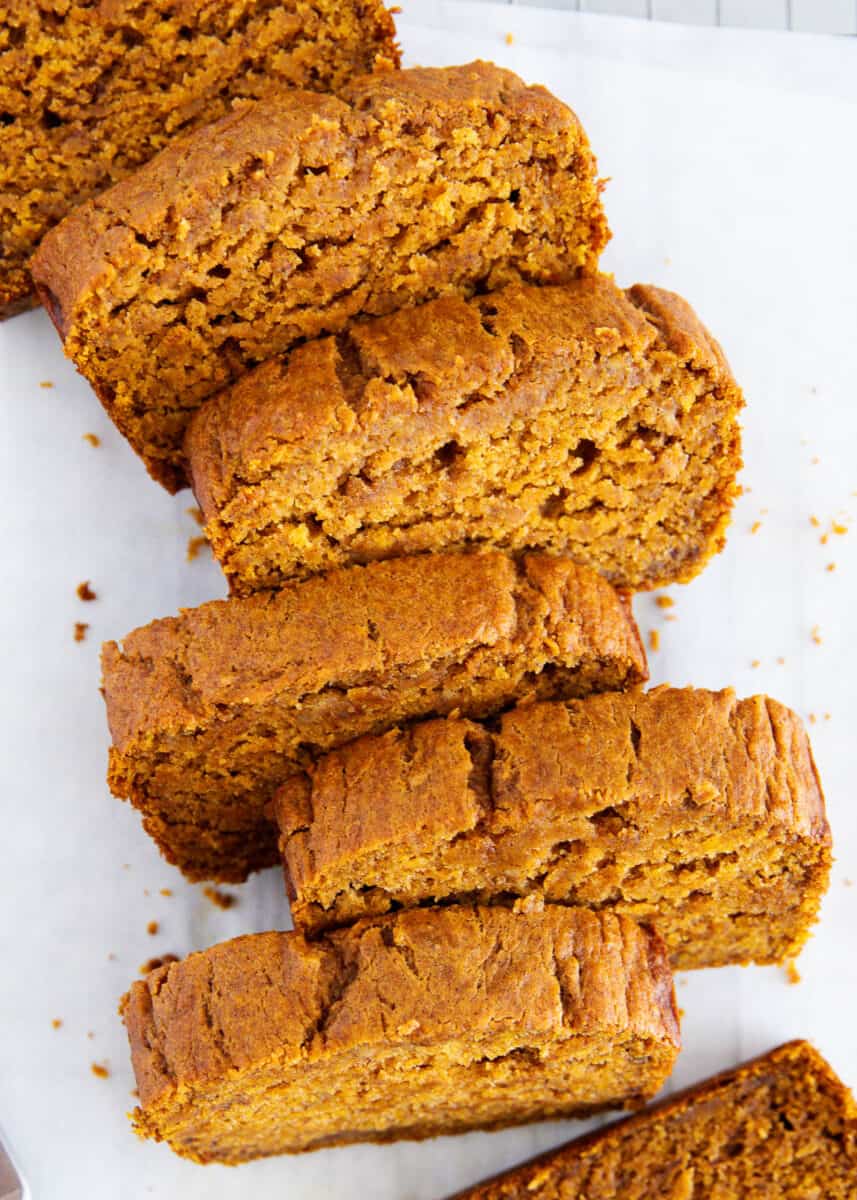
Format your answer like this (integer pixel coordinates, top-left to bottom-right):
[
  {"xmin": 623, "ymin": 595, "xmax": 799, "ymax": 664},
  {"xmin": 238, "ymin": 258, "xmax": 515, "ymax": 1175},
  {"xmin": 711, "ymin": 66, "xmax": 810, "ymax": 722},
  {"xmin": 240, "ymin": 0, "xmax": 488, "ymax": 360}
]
[
  {"xmin": 102, "ymin": 553, "xmax": 646, "ymax": 883},
  {"xmin": 31, "ymin": 61, "xmax": 608, "ymax": 490},
  {"xmin": 121, "ymin": 905, "xmax": 680, "ymax": 1164},
  {"xmin": 0, "ymin": 0, "xmax": 399, "ymax": 317},
  {"xmin": 186, "ymin": 276, "xmax": 742, "ymax": 595},
  {"xmin": 275, "ymin": 686, "xmax": 831, "ymax": 967},
  {"xmin": 447, "ymin": 1040, "xmax": 857, "ymax": 1199}
]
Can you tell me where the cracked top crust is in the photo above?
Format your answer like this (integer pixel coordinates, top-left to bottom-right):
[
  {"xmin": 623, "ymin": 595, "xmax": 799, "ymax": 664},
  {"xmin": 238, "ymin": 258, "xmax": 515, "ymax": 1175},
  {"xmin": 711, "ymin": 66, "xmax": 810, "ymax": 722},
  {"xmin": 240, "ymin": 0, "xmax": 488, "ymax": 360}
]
[
  {"xmin": 101, "ymin": 551, "xmax": 647, "ymax": 752},
  {"xmin": 122, "ymin": 905, "xmax": 679, "ymax": 1111}
]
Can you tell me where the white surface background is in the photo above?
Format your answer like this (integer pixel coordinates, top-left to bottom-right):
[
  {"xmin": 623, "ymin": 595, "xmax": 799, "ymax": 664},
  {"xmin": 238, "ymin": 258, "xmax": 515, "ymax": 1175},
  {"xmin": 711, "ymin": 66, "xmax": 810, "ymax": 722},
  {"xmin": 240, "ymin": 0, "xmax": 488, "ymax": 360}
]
[{"xmin": 1, "ymin": 5, "xmax": 856, "ymax": 1197}]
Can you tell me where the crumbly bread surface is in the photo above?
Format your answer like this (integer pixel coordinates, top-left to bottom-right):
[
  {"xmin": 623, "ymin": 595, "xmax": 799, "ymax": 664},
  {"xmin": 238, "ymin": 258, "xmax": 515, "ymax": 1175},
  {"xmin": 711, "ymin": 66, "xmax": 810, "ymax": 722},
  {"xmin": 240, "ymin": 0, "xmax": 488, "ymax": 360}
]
[
  {"xmin": 448, "ymin": 1040, "xmax": 857, "ymax": 1199},
  {"xmin": 31, "ymin": 61, "xmax": 608, "ymax": 490},
  {"xmin": 122, "ymin": 905, "xmax": 680, "ymax": 1163},
  {"xmin": 0, "ymin": 0, "xmax": 399, "ymax": 316},
  {"xmin": 102, "ymin": 553, "xmax": 646, "ymax": 882},
  {"xmin": 187, "ymin": 276, "xmax": 742, "ymax": 595},
  {"xmin": 276, "ymin": 687, "xmax": 830, "ymax": 967}
]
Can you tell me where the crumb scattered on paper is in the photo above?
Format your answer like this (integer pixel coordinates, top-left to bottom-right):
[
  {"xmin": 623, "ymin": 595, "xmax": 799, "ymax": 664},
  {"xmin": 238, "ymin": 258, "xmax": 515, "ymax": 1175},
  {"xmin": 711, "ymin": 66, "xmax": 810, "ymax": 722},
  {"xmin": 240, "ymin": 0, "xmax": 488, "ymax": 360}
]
[
  {"xmin": 810, "ymin": 515, "xmax": 820, "ymax": 528},
  {"xmin": 505, "ymin": 31, "xmax": 514, "ymax": 44},
  {"xmin": 833, "ymin": 521, "xmax": 849, "ymax": 536},
  {"xmin": 91, "ymin": 1063, "xmax": 110, "ymax": 1079},
  {"xmin": 777, "ymin": 656, "xmax": 785, "ymax": 665},
  {"xmin": 186, "ymin": 505, "xmax": 205, "ymax": 527},
  {"xmin": 73, "ymin": 622, "xmax": 88, "ymax": 643},
  {"xmin": 187, "ymin": 535, "xmax": 209, "ymax": 562},
  {"xmin": 52, "ymin": 1018, "xmax": 62, "ymax": 1030},
  {"xmin": 648, "ymin": 629, "xmax": 660, "ymax": 652},
  {"xmin": 656, "ymin": 596, "xmax": 674, "ymax": 609},
  {"xmin": 750, "ymin": 520, "xmax": 762, "ymax": 534},
  {"xmin": 751, "ymin": 659, "xmax": 760, "ymax": 669},
  {"xmin": 76, "ymin": 581, "xmax": 96, "ymax": 601},
  {"xmin": 160, "ymin": 888, "xmax": 173, "ymax": 897},
  {"xmin": 784, "ymin": 960, "xmax": 801, "ymax": 986},
  {"xmin": 139, "ymin": 954, "xmax": 179, "ymax": 975},
  {"xmin": 82, "ymin": 433, "xmax": 101, "ymax": 447},
  {"xmin": 146, "ymin": 920, "xmax": 159, "ymax": 936},
  {"xmin": 809, "ymin": 713, "xmax": 817, "ymax": 725},
  {"xmin": 203, "ymin": 886, "xmax": 237, "ymax": 910},
  {"xmin": 827, "ymin": 562, "xmax": 836, "ymax": 572},
  {"xmin": 811, "ymin": 626, "xmax": 823, "ymax": 645},
  {"xmin": 39, "ymin": 380, "xmax": 54, "ymax": 389}
]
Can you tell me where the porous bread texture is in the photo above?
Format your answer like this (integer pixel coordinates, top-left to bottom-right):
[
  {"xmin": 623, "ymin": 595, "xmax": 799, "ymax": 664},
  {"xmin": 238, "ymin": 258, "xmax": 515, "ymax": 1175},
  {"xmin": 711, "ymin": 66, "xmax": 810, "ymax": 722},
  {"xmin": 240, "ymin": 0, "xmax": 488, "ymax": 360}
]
[
  {"xmin": 30, "ymin": 61, "xmax": 609, "ymax": 490},
  {"xmin": 275, "ymin": 686, "xmax": 831, "ymax": 968},
  {"xmin": 101, "ymin": 553, "xmax": 647, "ymax": 883},
  {"xmin": 121, "ymin": 905, "xmax": 680, "ymax": 1163},
  {"xmin": 187, "ymin": 276, "xmax": 743, "ymax": 595},
  {"xmin": 0, "ymin": 0, "xmax": 399, "ymax": 315},
  {"xmin": 448, "ymin": 1040, "xmax": 857, "ymax": 1199}
]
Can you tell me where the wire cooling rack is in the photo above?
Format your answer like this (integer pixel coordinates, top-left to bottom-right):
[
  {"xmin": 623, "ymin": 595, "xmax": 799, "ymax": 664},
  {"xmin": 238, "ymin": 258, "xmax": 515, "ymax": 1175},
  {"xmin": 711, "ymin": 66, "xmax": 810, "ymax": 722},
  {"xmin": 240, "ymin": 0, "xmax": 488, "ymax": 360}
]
[{"xmin": 467, "ymin": 0, "xmax": 857, "ymax": 35}]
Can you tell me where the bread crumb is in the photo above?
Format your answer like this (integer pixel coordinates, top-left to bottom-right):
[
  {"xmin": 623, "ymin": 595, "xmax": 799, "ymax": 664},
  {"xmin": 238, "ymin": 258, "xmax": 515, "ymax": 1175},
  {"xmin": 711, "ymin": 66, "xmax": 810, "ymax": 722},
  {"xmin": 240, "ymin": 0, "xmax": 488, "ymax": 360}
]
[
  {"xmin": 87, "ymin": 1031, "xmax": 94, "ymax": 1039},
  {"xmin": 750, "ymin": 520, "xmax": 762, "ymax": 534},
  {"xmin": 160, "ymin": 888, "xmax": 173, "ymax": 897},
  {"xmin": 811, "ymin": 625, "xmax": 823, "ymax": 645},
  {"xmin": 655, "ymin": 596, "xmax": 675, "ymax": 609},
  {"xmin": 187, "ymin": 534, "xmax": 209, "ymax": 562},
  {"xmin": 832, "ymin": 521, "xmax": 849, "ymax": 535},
  {"xmin": 146, "ymin": 920, "xmax": 159, "ymax": 936},
  {"xmin": 82, "ymin": 432, "xmax": 101, "ymax": 447},
  {"xmin": 73, "ymin": 621, "xmax": 89, "ymax": 643},
  {"xmin": 91, "ymin": 1062, "xmax": 110, "ymax": 1079},
  {"xmin": 663, "ymin": 255, "xmax": 672, "ymax": 266},
  {"xmin": 776, "ymin": 656, "xmax": 785, "ymax": 665},
  {"xmin": 139, "ymin": 953, "xmax": 179, "ymax": 975},
  {"xmin": 811, "ymin": 456, "xmax": 820, "ymax": 464},
  {"xmin": 824, "ymin": 712, "xmax": 831, "ymax": 721},
  {"xmin": 784, "ymin": 960, "xmax": 801, "ymax": 986},
  {"xmin": 107, "ymin": 953, "xmax": 117, "ymax": 961},
  {"xmin": 52, "ymin": 1018, "xmax": 63, "ymax": 1030},
  {"xmin": 76, "ymin": 580, "xmax": 96, "ymax": 601},
  {"xmin": 504, "ymin": 31, "xmax": 514, "ymax": 45},
  {"xmin": 186, "ymin": 505, "xmax": 205, "ymax": 527},
  {"xmin": 39, "ymin": 380, "xmax": 54, "ymax": 389},
  {"xmin": 751, "ymin": 659, "xmax": 760, "ymax": 669},
  {"xmin": 827, "ymin": 562, "xmax": 836, "ymax": 572},
  {"xmin": 648, "ymin": 629, "xmax": 660, "ymax": 652},
  {"xmin": 810, "ymin": 515, "xmax": 820, "ymax": 527},
  {"xmin": 203, "ymin": 886, "xmax": 237, "ymax": 910},
  {"xmin": 677, "ymin": 1007, "xmax": 685, "ymax": 1020},
  {"xmin": 820, "ymin": 534, "xmax": 829, "ymax": 545},
  {"xmin": 845, "ymin": 878, "xmax": 853, "ymax": 888},
  {"xmin": 664, "ymin": 614, "xmax": 677, "ymax": 622},
  {"xmin": 809, "ymin": 713, "xmax": 817, "ymax": 725}
]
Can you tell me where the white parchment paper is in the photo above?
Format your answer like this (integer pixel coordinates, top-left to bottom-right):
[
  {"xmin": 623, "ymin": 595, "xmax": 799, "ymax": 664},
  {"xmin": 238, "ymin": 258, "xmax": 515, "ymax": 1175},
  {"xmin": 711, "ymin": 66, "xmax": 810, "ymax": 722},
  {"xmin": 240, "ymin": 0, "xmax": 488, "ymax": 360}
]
[{"xmin": 1, "ymin": 4, "xmax": 856, "ymax": 1196}]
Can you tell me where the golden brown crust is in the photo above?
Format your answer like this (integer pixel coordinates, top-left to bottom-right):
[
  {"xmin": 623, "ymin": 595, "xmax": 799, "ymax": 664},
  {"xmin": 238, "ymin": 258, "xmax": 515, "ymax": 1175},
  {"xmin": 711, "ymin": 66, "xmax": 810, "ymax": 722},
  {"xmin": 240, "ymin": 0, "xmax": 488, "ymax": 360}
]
[
  {"xmin": 30, "ymin": 61, "xmax": 608, "ymax": 489},
  {"xmin": 275, "ymin": 687, "xmax": 831, "ymax": 967},
  {"xmin": 102, "ymin": 552, "xmax": 647, "ymax": 881},
  {"xmin": 0, "ymin": 0, "xmax": 400, "ymax": 316},
  {"xmin": 186, "ymin": 275, "xmax": 743, "ymax": 593},
  {"xmin": 122, "ymin": 905, "xmax": 680, "ymax": 1162},
  {"xmin": 447, "ymin": 1040, "xmax": 857, "ymax": 1199}
]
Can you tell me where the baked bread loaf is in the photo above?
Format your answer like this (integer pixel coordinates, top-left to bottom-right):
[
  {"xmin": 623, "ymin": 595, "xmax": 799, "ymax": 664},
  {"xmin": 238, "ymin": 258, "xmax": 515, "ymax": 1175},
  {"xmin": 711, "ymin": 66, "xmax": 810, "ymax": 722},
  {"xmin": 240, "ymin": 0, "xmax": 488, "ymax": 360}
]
[
  {"xmin": 121, "ymin": 905, "xmax": 680, "ymax": 1163},
  {"xmin": 31, "ymin": 61, "xmax": 608, "ymax": 491},
  {"xmin": 187, "ymin": 276, "xmax": 742, "ymax": 595},
  {"xmin": 447, "ymin": 1040, "xmax": 857, "ymax": 1199},
  {"xmin": 0, "ymin": 0, "xmax": 399, "ymax": 317},
  {"xmin": 275, "ymin": 686, "xmax": 830, "ymax": 967},
  {"xmin": 102, "ymin": 553, "xmax": 646, "ymax": 882}
]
